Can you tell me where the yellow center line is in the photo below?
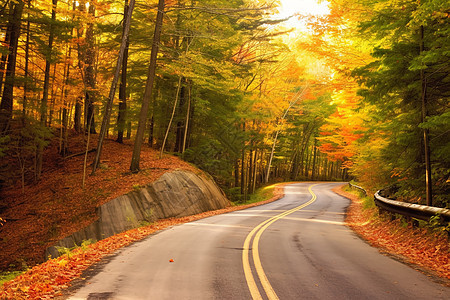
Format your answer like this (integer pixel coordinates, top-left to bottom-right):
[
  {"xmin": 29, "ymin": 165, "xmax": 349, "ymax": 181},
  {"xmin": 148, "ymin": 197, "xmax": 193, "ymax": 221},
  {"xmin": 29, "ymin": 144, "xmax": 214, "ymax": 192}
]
[{"xmin": 242, "ymin": 184, "xmax": 318, "ymax": 300}]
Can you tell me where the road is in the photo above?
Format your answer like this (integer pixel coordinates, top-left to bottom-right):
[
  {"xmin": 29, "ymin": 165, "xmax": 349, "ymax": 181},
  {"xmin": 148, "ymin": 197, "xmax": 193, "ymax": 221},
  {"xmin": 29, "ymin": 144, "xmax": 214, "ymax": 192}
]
[{"xmin": 67, "ymin": 182, "xmax": 449, "ymax": 299}]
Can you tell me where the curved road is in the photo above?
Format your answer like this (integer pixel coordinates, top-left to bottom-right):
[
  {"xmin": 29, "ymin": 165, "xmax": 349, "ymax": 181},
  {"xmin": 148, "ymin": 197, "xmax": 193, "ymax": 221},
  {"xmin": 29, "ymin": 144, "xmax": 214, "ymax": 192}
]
[{"xmin": 68, "ymin": 182, "xmax": 449, "ymax": 299}]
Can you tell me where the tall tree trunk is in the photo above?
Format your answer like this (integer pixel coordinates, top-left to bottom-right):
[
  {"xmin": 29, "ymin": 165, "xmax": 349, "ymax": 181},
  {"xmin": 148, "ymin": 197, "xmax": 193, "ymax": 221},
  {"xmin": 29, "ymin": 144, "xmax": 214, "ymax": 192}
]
[
  {"xmin": 36, "ymin": 0, "xmax": 57, "ymax": 181},
  {"xmin": 420, "ymin": 25, "xmax": 432, "ymax": 206},
  {"xmin": 174, "ymin": 84, "xmax": 186, "ymax": 153},
  {"xmin": 234, "ymin": 159, "xmax": 240, "ymax": 188},
  {"xmin": 148, "ymin": 115, "xmax": 154, "ymax": 146},
  {"xmin": 23, "ymin": 3, "xmax": 31, "ymax": 121},
  {"xmin": 0, "ymin": 2, "xmax": 11, "ymax": 97},
  {"xmin": 160, "ymin": 76, "xmax": 182, "ymax": 159},
  {"xmin": 92, "ymin": 0, "xmax": 135, "ymax": 173},
  {"xmin": 181, "ymin": 81, "xmax": 191, "ymax": 154},
  {"xmin": 126, "ymin": 121, "xmax": 131, "ymax": 139},
  {"xmin": 116, "ymin": 0, "xmax": 130, "ymax": 144},
  {"xmin": 265, "ymin": 86, "xmax": 307, "ymax": 183},
  {"xmin": 74, "ymin": 99, "xmax": 82, "ymax": 132},
  {"xmin": 0, "ymin": 0, "xmax": 24, "ymax": 132},
  {"xmin": 40, "ymin": 0, "xmax": 57, "ymax": 125},
  {"xmin": 240, "ymin": 123, "xmax": 246, "ymax": 199},
  {"xmin": 311, "ymin": 137, "xmax": 317, "ymax": 181},
  {"xmin": 248, "ymin": 145, "xmax": 253, "ymax": 194},
  {"xmin": 60, "ymin": 41, "xmax": 73, "ymax": 156},
  {"xmin": 48, "ymin": 64, "xmax": 58, "ymax": 126},
  {"xmin": 130, "ymin": 0, "xmax": 165, "ymax": 172},
  {"xmin": 84, "ymin": 3, "xmax": 97, "ymax": 134}
]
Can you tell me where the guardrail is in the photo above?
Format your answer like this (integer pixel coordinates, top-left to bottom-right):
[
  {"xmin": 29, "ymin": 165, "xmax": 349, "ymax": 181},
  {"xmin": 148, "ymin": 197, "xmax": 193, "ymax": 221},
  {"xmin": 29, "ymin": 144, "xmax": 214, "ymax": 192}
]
[
  {"xmin": 374, "ymin": 191, "xmax": 450, "ymax": 223},
  {"xmin": 348, "ymin": 183, "xmax": 450, "ymax": 224},
  {"xmin": 348, "ymin": 183, "xmax": 367, "ymax": 196}
]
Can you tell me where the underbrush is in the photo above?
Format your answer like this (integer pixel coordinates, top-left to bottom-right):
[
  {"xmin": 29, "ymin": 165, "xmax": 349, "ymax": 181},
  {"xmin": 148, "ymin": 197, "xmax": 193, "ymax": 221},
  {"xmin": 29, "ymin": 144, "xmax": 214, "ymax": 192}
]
[{"xmin": 0, "ymin": 271, "xmax": 24, "ymax": 286}]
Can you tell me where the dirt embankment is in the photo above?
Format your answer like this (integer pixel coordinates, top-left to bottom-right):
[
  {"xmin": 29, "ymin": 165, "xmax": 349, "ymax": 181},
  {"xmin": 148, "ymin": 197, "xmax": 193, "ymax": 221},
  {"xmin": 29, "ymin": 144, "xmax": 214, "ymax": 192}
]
[{"xmin": 0, "ymin": 137, "xmax": 200, "ymax": 271}]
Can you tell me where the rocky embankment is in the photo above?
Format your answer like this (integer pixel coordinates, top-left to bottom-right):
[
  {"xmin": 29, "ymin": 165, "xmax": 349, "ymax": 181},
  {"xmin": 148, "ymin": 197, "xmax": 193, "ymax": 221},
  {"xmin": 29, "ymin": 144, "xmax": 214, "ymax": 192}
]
[{"xmin": 45, "ymin": 170, "xmax": 230, "ymax": 258}]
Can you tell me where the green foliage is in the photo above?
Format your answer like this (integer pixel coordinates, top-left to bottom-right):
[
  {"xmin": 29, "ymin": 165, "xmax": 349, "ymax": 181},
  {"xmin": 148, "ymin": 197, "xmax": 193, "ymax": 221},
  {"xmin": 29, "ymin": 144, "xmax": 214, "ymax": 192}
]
[
  {"xmin": 55, "ymin": 239, "xmax": 94, "ymax": 260},
  {"xmin": 0, "ymin": 117, "xmax": 53, "ymax": 187},
  {"xmin": 349, "ymin": 0, "xmax": 450, "ymax": 207},
  {"xmin": 238, "ymin": 184, "xmax": 277, "ymax": 205},
  {"xmin": 0, "ymin": 271, "xmax": 24, "ymax": 286},
  {"xmin": 427, "ymin": 215, "xmax": 450, "ymax": 235}
]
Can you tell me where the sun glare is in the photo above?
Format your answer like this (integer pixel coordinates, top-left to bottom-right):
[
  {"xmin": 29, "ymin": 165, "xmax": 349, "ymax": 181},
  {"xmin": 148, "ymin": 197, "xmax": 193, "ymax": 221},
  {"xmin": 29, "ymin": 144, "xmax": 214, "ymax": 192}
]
[
  {"xmin": 277, "ymin": 0, "xmax": 330, "ymax": 19},
  {"xmin": 273, "ymin": 0, "xmax": 330, "ymax": 38}
]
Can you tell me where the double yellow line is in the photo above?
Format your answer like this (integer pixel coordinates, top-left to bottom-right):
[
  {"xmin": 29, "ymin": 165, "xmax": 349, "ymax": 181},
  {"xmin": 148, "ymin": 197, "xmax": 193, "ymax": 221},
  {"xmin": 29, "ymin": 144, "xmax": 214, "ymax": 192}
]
[{"xmin": 242, "ymin": 184, "xmax": 318, "ymax": 300}]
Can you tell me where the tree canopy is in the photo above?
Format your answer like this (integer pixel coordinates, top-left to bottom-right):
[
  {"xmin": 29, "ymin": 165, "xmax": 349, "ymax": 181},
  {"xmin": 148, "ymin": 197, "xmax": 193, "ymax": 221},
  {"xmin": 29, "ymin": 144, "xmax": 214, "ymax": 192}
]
[{"xmin": 0, "ymin": 0, "xmax": 448, "ymax": 207}]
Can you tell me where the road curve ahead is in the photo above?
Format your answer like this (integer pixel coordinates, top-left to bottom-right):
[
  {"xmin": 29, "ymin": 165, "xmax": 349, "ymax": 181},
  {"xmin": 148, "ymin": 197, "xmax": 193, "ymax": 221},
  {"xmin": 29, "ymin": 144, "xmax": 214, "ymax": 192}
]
[{"xmin": 68, "ymin": 182, "xmax": 449, "ymax": 300}]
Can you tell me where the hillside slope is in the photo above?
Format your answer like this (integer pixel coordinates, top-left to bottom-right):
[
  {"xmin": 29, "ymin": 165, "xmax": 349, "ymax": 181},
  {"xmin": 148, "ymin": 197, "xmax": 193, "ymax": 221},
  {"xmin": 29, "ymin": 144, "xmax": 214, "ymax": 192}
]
[{"xmin": 0, "ymin": 136, "xmax": 199, "ymax": 270}]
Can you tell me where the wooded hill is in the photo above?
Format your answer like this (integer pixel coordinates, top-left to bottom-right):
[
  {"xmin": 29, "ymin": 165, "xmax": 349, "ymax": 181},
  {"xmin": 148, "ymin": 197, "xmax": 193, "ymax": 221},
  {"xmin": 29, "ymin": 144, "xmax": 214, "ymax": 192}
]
[{"xmin": 0, "ymin": 0, "xmax": 448, "ymax": 235}]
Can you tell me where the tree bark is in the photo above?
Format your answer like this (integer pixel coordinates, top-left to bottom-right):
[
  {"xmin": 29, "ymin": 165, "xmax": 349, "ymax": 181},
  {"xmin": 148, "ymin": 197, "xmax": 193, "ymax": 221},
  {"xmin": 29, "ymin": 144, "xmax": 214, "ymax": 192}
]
[
  {"xmin": 0, "ymin": 0, "xmax": 24, "ymax": 132},
  {"xmin": 420, "ymin": 25, "xmax": 432, "ymax": 206},
  {"xmin": 22, "ymin": 3, "xmax": 31, "ymax": 121},
  {"xmin": 92, "ymin": 0, "xmax": 135, "ymax": 173},
  {"xmin": 311, "ymin": 136, "xmax": 317, "ymax": 181},
  {"xmin": 0, "ymin": 2, "xmax": 11, "ymax": 98},
  {"xmin": 116, "ymin": 0, "xmax": 130, "ymax": 144},
  {"xmin": 130, "ymin": 0, "xmax": 165, "ymax": 173},
  {"xmin": 181, "ymin": 81, "xmax": 191, "ymax": 154},
  {"xmin": 84, "ymin": 3, "xmax": 97, "ymax": 134},
  {"xmin": 265, "ymin": 86, "xmax": 307, "ymax": 182},
  {"xmin": 160, "ymin": 76, "xmax": 182, "ymax": 159},
  {"xmin": 40, "ymin": 0, "xmax": 58, "ymax": 125},
  {"xmin": 74, "ymin": 99, "xmax": 82, "ymax": 132}
]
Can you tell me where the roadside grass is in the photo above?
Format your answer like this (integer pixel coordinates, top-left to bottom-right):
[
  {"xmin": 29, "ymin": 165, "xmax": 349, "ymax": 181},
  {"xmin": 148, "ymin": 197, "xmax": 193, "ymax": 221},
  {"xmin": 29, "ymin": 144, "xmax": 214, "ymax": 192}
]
[
  {"xmin": 243, "ymin": 184, "xmax": 279, "ymax": 205},
  {"xmin": 0, "ymin": 271, "xmax": 24, "ymax": 286},
  {"xmin": 343, "ymin": 184, "xmax": 376, "ymax": 210}
]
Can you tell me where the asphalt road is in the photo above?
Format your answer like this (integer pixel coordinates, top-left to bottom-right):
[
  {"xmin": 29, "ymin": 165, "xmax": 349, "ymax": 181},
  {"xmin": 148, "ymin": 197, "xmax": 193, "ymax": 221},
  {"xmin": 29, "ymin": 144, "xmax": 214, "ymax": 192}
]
[{"xmin": 67, "ymin": 182, "xmax": 449, "ymax": 299}]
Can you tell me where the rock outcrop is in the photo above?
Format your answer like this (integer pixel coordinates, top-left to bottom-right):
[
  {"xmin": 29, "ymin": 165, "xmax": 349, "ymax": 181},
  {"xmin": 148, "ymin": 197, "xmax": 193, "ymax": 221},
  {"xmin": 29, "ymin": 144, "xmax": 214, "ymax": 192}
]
[{"xmin": 45, "ymin": 170, "xmax": 230, "ymax": 259}]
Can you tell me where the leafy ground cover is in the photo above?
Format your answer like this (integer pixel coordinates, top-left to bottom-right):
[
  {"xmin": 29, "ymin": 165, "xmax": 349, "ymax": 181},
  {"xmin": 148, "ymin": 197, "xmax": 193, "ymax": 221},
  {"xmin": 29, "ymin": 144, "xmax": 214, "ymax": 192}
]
[
  {"xmin": 334, "ymin": 185, "xmax": 450, "ymax": 282},
  {"xmin": 0, "ymin": 182, "xmax": 285, "ymax": 299},
  {"xmin": 0, "ymin": 135, "xmax": 200, "ymax": 272}
]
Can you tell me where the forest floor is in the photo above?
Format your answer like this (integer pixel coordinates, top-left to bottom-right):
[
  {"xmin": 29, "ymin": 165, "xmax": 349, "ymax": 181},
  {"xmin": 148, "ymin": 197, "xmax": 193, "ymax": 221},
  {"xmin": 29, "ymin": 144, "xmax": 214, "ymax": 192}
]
[
  {"xmin": 0, "ymin": 135, "xmax": 449, "ymax": 298},
  {"xmin": 0, "ymin": 133, "xmax": 200, "ymax": 272}
]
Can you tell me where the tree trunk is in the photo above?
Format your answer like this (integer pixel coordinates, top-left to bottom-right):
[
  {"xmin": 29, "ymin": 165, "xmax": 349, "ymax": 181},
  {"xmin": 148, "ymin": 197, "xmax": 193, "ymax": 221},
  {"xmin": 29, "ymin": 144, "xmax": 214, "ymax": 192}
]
[
  {"xmin": 130, "ymin": 0, "xmax": 165, "ymax": 173},
  {"xmin": 126, "ymin": 121, "xmax": 131, "ymax": 139},
  {"xmin": 248, "ymin": 146, "xmax": 253, "ymax": 194},
  {"xmin": 148, "ymin": 115, "xmax": 154, "ymax": 146},
  {"xmin": 22, "ymin": 3, "xmax": 30, "ymax": 121},
  {"xmin": 311, "ymin": 137, "xmax": 317, "ymax": 181},
  {"xmin": 74, "ymin": 99, "xmax": 82, "ymax": 132},
  {"xmin": 40, "ymin": 0, "xmax": 57, "ymax": 125},
  {"xmin": 116, "ymin": 0, "xmax": 130, "ymax": 144},
  {"xmin": 234, "ymin": 159, "xmax": 239, "ymax": 187},
  {"xmin": 0, "ymin": 0, "xmax": 24, "ymax": 132},
  {"xmin": 92, "ymin": 0, "xmax": 135, "ymax": 173},
  {"xmin": 0, "ymin": 2, "xmax": 11, "ymax": 97},
  {"xmin": 84, "ymin": 3, "xmax": 97, "ymax": 134},
  {"xmin": 160, "ymin": 76, "xmax": 182, "ymax": 159},
  {"xmin": 29, "ymin": 0, "xmax": 46, "ymax": 180},
  {"xmin": 420, "ymin": 25, "xmax": 432, "ymax": 206},
  {"xmin": 181, "ymin": 81, "xmax": 191, "ymax": 154},
  {"xmin": 174, "ymin": 84, "xmax": 186, "ymax": 153}
]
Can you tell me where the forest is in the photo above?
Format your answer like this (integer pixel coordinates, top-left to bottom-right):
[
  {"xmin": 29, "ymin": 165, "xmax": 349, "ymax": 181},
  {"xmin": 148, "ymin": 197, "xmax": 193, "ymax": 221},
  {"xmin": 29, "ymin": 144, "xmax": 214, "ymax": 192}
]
[{"xmin": 0, "ymin": 0, "xmax": 448, "ymax": 208}]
